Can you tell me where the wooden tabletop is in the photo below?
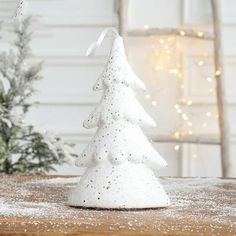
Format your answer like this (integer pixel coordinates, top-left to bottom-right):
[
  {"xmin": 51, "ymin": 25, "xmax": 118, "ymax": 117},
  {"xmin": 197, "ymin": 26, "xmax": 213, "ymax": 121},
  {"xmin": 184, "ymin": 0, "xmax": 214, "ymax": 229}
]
[{"xmin": 0, "ymin": 175, "xmax": 235, "ymax": 236}]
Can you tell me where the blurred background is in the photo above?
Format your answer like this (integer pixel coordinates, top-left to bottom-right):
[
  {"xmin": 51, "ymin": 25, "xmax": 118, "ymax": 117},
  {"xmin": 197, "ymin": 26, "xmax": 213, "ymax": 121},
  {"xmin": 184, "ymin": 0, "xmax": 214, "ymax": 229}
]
[{"xmin": 0, "ymin": 0, "xmax": 235, "ymax": 177}]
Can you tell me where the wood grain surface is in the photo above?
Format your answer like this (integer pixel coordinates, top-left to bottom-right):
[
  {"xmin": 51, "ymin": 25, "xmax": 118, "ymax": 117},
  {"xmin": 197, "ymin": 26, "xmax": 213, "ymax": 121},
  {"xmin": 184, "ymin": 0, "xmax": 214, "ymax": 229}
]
[{"xmin": 0, "ymin": 175, "xmax": 235, "ymax": 236}]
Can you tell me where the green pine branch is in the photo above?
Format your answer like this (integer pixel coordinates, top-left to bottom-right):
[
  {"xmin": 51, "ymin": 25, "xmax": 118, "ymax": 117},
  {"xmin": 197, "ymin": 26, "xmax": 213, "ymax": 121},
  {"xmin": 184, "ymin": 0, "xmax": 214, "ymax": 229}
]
[{"xmin": 0, "ymin": 17, "xmax": 77, "ymax": 174}]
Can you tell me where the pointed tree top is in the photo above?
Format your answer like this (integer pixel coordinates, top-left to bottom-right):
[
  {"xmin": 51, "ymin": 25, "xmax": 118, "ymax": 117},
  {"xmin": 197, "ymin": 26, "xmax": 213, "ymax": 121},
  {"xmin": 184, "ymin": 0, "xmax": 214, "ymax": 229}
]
[
  {"xmin": 86, "ymin": 28, "xmax": 146, "ymax": 91},
  {"xmin": 14, "ymin": 0, "xmax": 29, "ymax": 21}
]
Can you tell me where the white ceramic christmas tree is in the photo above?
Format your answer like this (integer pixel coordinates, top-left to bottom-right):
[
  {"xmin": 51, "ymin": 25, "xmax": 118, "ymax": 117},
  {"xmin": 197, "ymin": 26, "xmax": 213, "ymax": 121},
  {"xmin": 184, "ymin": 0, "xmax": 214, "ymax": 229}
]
[{"xmin": 68, "ymin": 28, "xmax": 170, "ymax": 209}]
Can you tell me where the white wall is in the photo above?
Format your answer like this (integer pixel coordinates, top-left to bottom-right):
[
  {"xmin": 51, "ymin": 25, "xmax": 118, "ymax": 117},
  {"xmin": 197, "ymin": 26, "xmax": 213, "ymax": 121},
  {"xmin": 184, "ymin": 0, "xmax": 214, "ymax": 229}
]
[{"xmin": 0, "ymin": 0, "xmax": 235, "ymax": 176}]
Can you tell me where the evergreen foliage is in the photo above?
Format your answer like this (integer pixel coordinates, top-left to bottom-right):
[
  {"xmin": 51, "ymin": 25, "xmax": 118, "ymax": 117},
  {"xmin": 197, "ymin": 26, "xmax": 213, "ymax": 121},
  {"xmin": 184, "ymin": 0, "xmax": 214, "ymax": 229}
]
[{"xmin": 0, "ymin": 17, "xmax": 77, "ymax": 174}]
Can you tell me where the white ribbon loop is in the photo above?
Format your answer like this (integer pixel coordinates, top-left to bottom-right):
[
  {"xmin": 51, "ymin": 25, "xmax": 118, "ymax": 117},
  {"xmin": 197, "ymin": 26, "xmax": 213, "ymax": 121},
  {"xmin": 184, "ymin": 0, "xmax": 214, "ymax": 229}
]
[{"xmin": 86, "ymin": 27, "xmax": 120, "ymax": 57}]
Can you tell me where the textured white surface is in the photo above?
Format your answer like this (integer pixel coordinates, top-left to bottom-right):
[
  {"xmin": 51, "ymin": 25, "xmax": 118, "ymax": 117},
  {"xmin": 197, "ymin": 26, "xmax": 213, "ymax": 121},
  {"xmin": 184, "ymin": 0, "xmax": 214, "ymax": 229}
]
[
  {"xmin": 68, "ymin": 162, "xmax": 170, "ymax": 209},
  {"xmin": 70, "ymin": 31, "xmax": 169, "ymax": 208},
  {"xmin": 93, "ymin": 37, "xmax": 146, "ymax": 91},
  {"xmin": 84, "ymin": 84, "xmax": 156, "ymax": 129},
  {"xmin": 77, "ymin": 120, "xmax": 167, "ymax": 170}
]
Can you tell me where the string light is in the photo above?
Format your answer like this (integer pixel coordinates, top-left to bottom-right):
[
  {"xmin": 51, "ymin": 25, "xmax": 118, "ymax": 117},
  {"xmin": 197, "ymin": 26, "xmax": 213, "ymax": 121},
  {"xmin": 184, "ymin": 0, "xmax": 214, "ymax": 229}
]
[
  {"xmin": 187, "ymin": 121, "xmax": 192, "ymax": 127},
  {"xmin": 188, "ymin": 130, "xmax": 193, "ymax": 135},
  {"xmin": 152, "ymin": 101, "xmax": 157, "ymax": 107},
  {"xmin": 197, "ymin": 32, "xmax": 204, "ymax": 37},
  {"xmin": 187, "ymin": 100, "xmax": 192, "ymax": 106},
  {"xmin": 215, "ymin": 70, "xmax": 221, "ymax": 76},
  {"xmin": 148, "ymin": 35, "xmax": 217, "ymax": 146},
  {"xmin": 174, "ymin": 104, "xmax": 180, "ymax": 109},
  {"xmin": 178, "ymin": 73, "xmax": 183, "ymax": 78},
  {"xmin": 198, "ymin": 60, "xmax": 204, "ymax": 66},
  {"xmin": 177, "ymin": 108, "xmax": 182, "ymax": 114},
  {"xmin": 155, "ymin": 65, "xmax": 163, "ymax": 71},
  {"xmin": 173, "ymin": 69, "xmax": 179, "ymax": 75},
  {"xmin": 182, "ymin": 113, "xmax": 188, "ymax": 121},
  {"xmin": 206, "ymin": 77, "xmax": 212, "ymax": 82},
  {"xmin": 169, "ymin": 69, "xmax": 179, "ymax": 75},
  {"xmin": 209, "ymin": 88, "xmax": 214, "ymax": 93},
  {"xmin": 174, "ymin": 145, "xmax": 180, "ymax": 151},
  {"xmin": 174, "ymin": 132, "xmax": 180, "ymax": 139}
]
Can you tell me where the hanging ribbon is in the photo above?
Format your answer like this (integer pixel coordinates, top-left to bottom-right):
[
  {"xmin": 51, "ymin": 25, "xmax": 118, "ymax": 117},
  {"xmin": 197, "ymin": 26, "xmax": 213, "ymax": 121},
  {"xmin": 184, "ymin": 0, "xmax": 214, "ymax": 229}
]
[{"xmin": 86, "ymin": 27, "xmax": 120, "ymax": 57}]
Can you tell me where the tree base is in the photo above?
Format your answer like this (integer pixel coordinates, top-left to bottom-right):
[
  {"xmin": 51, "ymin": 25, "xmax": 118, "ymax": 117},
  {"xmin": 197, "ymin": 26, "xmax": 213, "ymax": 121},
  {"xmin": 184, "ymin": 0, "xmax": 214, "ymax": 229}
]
[{"xmin": 68, "ymin": 162, "xmax": 170, "ymax": 209}]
